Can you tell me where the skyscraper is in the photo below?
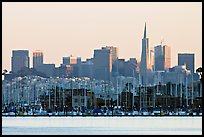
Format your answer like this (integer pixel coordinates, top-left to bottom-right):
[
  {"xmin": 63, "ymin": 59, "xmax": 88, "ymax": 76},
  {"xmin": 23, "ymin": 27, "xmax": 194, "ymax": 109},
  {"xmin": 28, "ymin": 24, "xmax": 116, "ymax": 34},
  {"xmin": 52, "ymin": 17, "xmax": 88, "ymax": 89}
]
[
  {"xmin": 101, "ymin": 46, "xmax": 118, "ymax": 63},
  {"xmin": 154, "ymin": 44, "xmax": 171, "ymax": 71},
  {"xmin": 33, "ymin": 50, "xmax": 43, "ymax": 69},
  {"xmin": 124, "ymin": 58, "xmax": 137, "ymax": 77},
  {"xmin": 140, "ymin": 23, "xmax": 151, "ymax": 84},
  {"xmin": 163, "ymin": 45, "xmax": 171, "ymax": 70},
  {"xmin": 11, "ymin": 50, "xmax": 30, "ymax": 73},
  {"xmin": 79, "ymin": 61, "xmax": 94, "ymax": 78},
  {"xmin": 154, "ymin": 45, "xmax": 164, "ymax": 71},
  {"xmin": 178, "ymin": 53, "xmax": 194, "ymax": 73},
  {"xmin": 150, "ymin": 49, "xmax": 154, "ymax": 70},
  {"xmin": 93, "ymin": 49, "xmax": 112, "ymax": 81},
  {"xmin": 63, "ymin": 55, "xmax": 77, "ymax": 65},
  {"xmin": 102, "ymin": 46, "xmax": 118, "ymax": 77}
]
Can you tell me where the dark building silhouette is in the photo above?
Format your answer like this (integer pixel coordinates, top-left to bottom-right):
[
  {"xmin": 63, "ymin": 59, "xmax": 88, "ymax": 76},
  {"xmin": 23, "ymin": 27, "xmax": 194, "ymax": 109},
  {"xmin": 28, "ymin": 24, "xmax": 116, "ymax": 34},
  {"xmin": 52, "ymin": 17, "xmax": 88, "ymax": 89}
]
[
  {"xmin": 12, "ymin": 50, "xmax": 30, "ymax": 73},
  {"xmin": 93, "ymin": 49, "xmax": 112, "ymax": 81},
  {"xmin": 178, "ymin": 53, "xmax": 194, "ymax": 73}
]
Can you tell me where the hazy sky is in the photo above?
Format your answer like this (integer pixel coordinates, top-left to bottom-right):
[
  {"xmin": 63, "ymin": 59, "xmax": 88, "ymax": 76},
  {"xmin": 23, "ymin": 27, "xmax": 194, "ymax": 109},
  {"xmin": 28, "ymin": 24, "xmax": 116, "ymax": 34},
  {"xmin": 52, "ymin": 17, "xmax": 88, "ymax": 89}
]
[{"xmin": 2, "ymin": 2, "xmax": 202, "ymax": 71}]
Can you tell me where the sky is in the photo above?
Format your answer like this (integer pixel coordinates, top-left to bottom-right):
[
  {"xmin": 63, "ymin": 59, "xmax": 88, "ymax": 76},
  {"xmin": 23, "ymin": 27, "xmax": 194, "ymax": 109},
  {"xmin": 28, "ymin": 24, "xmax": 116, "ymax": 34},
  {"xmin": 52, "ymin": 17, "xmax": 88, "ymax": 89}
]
[{"xmin": 2, "ymin": 2, "xmax": 202, "ymax": 72}]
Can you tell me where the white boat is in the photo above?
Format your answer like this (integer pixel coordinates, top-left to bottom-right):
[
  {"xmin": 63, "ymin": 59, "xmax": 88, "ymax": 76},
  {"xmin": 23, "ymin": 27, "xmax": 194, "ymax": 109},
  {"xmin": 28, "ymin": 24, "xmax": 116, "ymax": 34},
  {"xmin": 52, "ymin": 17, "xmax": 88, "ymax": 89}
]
[
  {"xmin": 40, "ymin": 110, "xmax": 48, "ymax": 115},
  {"xmin": 58, "ymin": 112, "xmax": 65, "ymax": 115},
  {"xmin": 9, "ymin": 112, "xmax": 16, "ymax": 115},
  {"xmin": 2, "ymin": 113, "xmax": 9, "ymax": 116},
  {"xmin": 168, "ymin": 112, "xmax": 173, "ymax": 115},
  {"xmin": 47, "ymin": 112, "xmax": 52, "ymax": 116},
  {"xmin": 107, "ymin": 111, "xmax": 113, "ymax": 115},
  {"xmin": 142, "ymin": 112, "xmax": 149, "ymax": 115},
  {"xmin": 152, "ymin": 108, "xmax": 161, "ymax": 116},
  {"xmin": 132, "ymin": 111, "xmax": 139, "ymax": 115},
  {"xmin": 77, "ymin": 112, "xmax": 82, "ymax": 115},
  {"xmin": 117, "ymin": 111, "xmax": 125, "ymax": 115},
  {"xmin": 140, "ymin": 108, "xmax": 149, "ymax": 115},
  {"xmin": 178, "ymin": 111, "xmax": 187, "ymax": 115},
  {"xmin": 72, "ymin": 111, "xmax": 77, "ymax": 115}
]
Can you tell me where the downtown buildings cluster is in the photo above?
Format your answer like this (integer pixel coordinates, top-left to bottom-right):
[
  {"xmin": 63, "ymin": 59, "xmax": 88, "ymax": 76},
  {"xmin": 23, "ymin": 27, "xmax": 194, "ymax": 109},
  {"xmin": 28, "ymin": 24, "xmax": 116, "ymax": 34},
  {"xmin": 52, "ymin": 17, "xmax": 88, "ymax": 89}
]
[{"xmin": 2, "ymin": 23, "xmax": 202, "ymax": 115}]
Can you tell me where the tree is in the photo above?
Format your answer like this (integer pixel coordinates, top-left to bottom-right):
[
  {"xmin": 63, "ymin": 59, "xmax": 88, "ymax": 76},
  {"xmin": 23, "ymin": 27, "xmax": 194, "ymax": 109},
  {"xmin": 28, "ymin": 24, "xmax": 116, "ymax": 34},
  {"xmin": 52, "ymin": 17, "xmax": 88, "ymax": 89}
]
[
  {"xmin": 2, "ymin": 69, "xmax": 8, "ymax": 75},
  {"xmin": 196, "ymin": 67, "xmax": 202, "ymax": 81}
]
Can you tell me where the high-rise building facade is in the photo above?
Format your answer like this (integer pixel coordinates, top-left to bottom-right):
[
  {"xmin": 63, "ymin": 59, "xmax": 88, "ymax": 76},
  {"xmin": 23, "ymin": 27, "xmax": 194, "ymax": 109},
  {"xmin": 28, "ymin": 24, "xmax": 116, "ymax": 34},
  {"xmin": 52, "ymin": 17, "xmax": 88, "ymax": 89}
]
[
  {"xmin": 140, "ymin": 23, "xmax": 151, "ymax": 84},
  {"xmin": 178, "ymin": 53, "xmax": 194, "ymax": 73},
  {"xmin": 93, "ymin": 49, "xmax": 112, "ymax": 81},
  {"xmin": 77, "ymin": 57, "xmax": 82, "ymax": 64},
  {"xmin": 36, "ymin": 64, "xmax": 55, "ymax": 77},
  {"xmin": 154, "ymin": 45, "xmax": 171, "ymax": 71},
  {"xmin": 63, "ymin": 55, "xmax": 77, "ymax": 65},
  {"xmin": 150, "ymin": 49, "xmax": 154, "ymax": 70},
  {"xmin": 154, "ymin": 45, "xmax": 164, "ymax": 71},
  {"xmin": 11, "ymin": 50, "xmax": 30, "ymax": 73},
  {"xmin": 102, "ymin": 46, "xmax": 118, "ymax": 63},
  {"xmin": 163, "ymin": 45, "xmax": 171, "ymax": 70},
  {"xmin": 124, "ymin": 58, "xmax": 137, "ymax": 77},
  {"xmin": 33, "ymin": 50, "xmax": 43, "ymax": 69},
  {"xmin": 79, "ymin": 61, "xmax": 94, "ymax": 78}
]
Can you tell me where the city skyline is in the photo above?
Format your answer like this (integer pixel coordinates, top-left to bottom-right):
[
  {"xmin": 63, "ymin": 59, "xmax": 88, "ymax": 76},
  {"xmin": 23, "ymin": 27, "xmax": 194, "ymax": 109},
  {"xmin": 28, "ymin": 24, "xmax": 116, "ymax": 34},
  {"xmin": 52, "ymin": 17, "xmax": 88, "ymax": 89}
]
[{"xmin": 2, "ymin": 2, "xmax": 202, "ymax": 71}]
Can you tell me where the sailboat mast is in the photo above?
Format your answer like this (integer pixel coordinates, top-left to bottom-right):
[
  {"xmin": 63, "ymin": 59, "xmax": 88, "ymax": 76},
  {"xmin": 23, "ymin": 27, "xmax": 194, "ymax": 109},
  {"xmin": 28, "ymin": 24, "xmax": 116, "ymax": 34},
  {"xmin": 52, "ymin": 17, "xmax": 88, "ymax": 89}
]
[{"xmin": 185, "ymin": 75, "xmax": 188, "ymax": 110}]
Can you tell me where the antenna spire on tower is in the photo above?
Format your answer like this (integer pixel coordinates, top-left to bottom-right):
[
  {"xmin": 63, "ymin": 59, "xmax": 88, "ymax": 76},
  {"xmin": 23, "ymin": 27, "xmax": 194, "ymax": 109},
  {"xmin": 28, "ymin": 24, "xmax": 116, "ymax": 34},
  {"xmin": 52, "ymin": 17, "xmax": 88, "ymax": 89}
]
[{"xmin": 144, "ymin": 22, "xmax": 147, "ymax": 39}]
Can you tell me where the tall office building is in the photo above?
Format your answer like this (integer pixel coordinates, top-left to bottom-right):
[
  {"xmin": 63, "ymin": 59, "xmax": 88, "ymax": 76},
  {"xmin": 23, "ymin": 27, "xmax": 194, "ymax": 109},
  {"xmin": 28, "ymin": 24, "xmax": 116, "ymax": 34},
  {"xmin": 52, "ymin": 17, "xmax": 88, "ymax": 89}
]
[
  {"xmin": 154, "ymin": 45, "xmax": 171, "ymax": 71},
  {"xmin": 124, "ymin": 58, "xmax": 137, "ymax": 77},
  {"xmin": 93, "ymin": 49, "xmax": 112, "ymax": 81},
  {"xmin": 102, "ymin": 46, "xmax": 118, "ymax": 77},
  {"xmin": 11, "ymin": 50, "xmax": 30, "ymax": 73},
  {"xmin": 140, "ymin": 23, "xmax": 151, "ymax": 84},
  {"xmin": 178, "ymin": 53, "xmax": 194, "ymax": 73},
  {"xmin": 150, "ymin": 49, "xmax": 154, "ymax": 70},
  {"xmin": 63, "ymin": 55, "xmax": 77, "ymax": 65},
  {"xmin": 79, "ymin": 61, "xmax": 94, "ymax": 78},
  {"xmin": 33, "ymin": 50, "xmax": 43, "ymax": 69},
  {"xmin": 77, "ymin": 57, "xmax": 82, "ymax": 64},
  {"xmin": 163, "ymin": 45, "xmax": 171, "ymax": 70},
  {"xmin": 154, "ymin": 45, "xmax": 164, "ymax": 71},
  {"xmin": 102, "ymin": 46, "xmax": 118, "ymax": 63}
]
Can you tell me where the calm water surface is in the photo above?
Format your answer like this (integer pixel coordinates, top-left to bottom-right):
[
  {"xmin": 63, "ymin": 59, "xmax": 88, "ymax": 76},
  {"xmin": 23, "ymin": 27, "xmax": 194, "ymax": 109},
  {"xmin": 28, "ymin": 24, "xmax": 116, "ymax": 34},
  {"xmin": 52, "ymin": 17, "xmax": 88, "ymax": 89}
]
[{"xmin": 2, "ymin": 116, "xmax": 202, "ymax": 135}]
